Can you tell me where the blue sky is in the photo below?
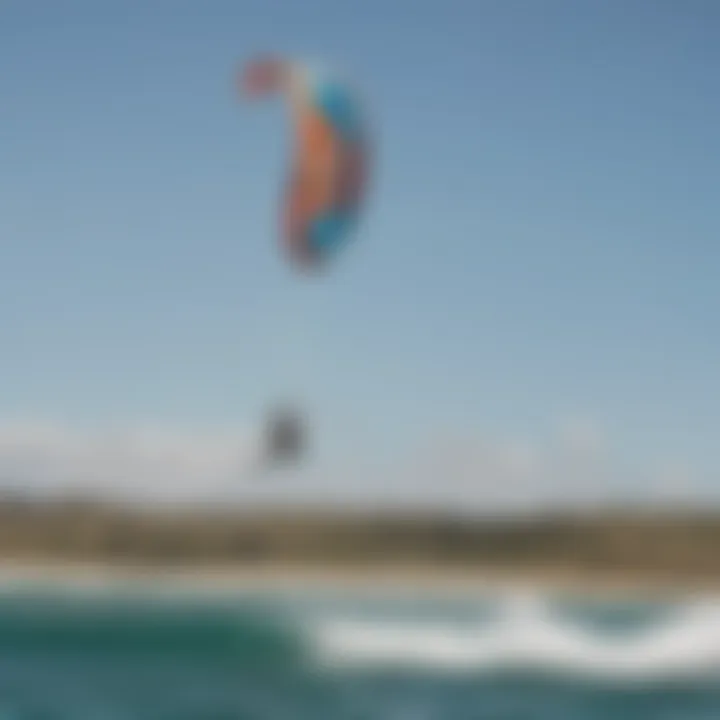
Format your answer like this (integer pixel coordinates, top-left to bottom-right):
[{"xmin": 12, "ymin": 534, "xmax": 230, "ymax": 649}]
[{"xmin": 1, "ymin": 0, "xmax": 719, "ymax": 504}]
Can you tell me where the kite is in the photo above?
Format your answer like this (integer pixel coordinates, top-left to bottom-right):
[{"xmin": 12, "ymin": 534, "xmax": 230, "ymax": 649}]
[{"xmin": 240, "ymin": 55, "xmax": 370, "ymax": 270}]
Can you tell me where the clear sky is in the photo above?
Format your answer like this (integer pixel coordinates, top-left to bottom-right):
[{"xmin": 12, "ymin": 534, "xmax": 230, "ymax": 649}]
[{"xmin": 1, "ymin": 0, "xmax": 718, "ymax": 508}]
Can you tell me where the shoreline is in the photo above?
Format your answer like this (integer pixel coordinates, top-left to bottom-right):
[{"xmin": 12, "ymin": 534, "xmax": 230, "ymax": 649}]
[{"xmin": 0, "ymin": 560, "xmax": 716, "ymax": 602}]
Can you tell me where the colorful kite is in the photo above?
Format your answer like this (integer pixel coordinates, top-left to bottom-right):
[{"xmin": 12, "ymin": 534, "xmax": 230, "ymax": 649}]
[{"xmin": 240, "ymin": 56, "xmax": 370, "ymax": 270}]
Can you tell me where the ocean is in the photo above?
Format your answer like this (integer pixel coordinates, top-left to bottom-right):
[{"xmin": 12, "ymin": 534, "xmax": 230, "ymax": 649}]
[{"xmin": 0, "ymin": 573, "xmax": 717, "ymax": 718}]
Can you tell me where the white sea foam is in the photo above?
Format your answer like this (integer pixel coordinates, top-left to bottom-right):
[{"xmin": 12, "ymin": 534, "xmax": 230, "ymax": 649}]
[{"xmin": 310, "ymin": 592, "xmax": 720, "ymax": 682}]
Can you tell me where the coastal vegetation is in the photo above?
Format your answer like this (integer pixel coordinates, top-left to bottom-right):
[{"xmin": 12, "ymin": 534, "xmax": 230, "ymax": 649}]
[{"xmin": 0, "ymin": 494, "xmax": 716, "ymax": 582}]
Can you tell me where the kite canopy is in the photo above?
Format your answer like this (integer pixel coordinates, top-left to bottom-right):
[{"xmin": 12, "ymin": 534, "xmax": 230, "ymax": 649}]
[{"xmin": 240, "ymin": 55, "xmax": 370, "ymax": 270}]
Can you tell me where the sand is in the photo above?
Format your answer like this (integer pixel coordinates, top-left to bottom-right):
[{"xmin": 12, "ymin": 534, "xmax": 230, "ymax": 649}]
[{"xmin": 0, "ymin": 559, "xmax": 715, "ymax": 602}]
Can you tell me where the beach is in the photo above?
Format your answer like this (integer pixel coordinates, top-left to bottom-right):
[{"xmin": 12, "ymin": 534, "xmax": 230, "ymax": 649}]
[{"xmin": 0, "ymin": 558, "xmax": 717, "ymax": 603}]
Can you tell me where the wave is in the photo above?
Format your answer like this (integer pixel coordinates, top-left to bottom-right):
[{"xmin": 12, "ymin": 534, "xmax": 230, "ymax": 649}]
[
  {"xmin": 307, "ymin": 593, "xmax": 720, "ymax": 683},
  {"xmin": 0, "ymin": 584, "xmax": 719, "ymax": 685}
]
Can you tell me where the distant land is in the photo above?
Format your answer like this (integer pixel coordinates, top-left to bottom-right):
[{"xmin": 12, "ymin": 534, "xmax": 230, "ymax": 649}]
[{"xmin": 0, "ymin": 493, "xmax": 717, "ymax": 591}]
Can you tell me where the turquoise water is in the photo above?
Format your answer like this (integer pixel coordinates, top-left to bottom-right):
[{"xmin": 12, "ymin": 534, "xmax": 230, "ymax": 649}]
[{"xmin": 0, "ymin": 581, "xmax": 717, "ymax": 718}]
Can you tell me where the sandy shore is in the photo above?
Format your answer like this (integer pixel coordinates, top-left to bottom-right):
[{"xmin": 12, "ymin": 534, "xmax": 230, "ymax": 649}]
[{"xmin": 0, "ymin": 560, "xmax": 716, "ymax": 602}]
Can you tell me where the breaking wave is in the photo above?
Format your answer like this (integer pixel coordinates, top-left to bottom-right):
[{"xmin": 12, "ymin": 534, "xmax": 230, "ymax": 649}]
[
  {"xmin": 0, "ymin": 579, "xmax": 719, "ymax": 687},
  {"xmin": 307, "ymin": 593, "xmax": 720, "ymax": 684}
]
